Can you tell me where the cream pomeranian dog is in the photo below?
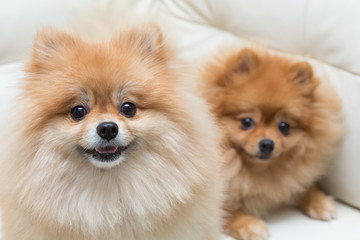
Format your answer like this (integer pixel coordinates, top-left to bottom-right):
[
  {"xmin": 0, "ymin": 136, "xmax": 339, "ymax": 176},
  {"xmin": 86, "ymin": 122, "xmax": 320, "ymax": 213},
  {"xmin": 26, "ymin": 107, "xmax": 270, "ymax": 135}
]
[{"xmin": 0, "ymin": 25, "xmax": 224, "ymax": 240}]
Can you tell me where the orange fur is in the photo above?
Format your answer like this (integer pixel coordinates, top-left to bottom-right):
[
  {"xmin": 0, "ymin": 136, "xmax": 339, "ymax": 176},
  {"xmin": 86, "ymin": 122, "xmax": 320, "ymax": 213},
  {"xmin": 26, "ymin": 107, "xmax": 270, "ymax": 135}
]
[
  {"xmin": 0, "ymin": 25, "xmax": 224, "ymax": 240},
  {"xmin": 201, "ymin": 47, "xmax": 344, "ymax": 240}
]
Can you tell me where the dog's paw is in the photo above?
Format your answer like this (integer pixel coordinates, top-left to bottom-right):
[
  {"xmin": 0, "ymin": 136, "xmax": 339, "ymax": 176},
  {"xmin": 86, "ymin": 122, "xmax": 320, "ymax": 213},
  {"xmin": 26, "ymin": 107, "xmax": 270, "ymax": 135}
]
[
  {"xmin": 236, "ymin": 220, "xmax": 269, "ymax": 240},
  {"xmin": 229, "ymin": 214, "xmax": 269, "ymax": 240},
  {"xmin": 303, "ymin": 195, "xmax": 337, "ymax": 221},
  {"xmin": 299, "ymin": 187, "xmax": 337, "ymax": 221}
]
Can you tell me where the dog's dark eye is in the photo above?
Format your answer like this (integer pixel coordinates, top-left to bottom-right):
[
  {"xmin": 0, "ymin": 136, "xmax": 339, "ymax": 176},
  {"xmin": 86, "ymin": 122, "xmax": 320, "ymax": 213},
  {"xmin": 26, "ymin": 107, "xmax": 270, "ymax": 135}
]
[
  {"xmin": 120, "ymin": 102, "xmax": 136, "ymax": 118},
  {"xmin": 240, "ymin": 117, "xmax": 255, "ymax": 130},
  {"xmin": 70, "ymin": 105, "xmax": 88, "ymax": 121},
  {"xmin": 279, "ymin": 122, "xmax": 290, "ymax": 136}
]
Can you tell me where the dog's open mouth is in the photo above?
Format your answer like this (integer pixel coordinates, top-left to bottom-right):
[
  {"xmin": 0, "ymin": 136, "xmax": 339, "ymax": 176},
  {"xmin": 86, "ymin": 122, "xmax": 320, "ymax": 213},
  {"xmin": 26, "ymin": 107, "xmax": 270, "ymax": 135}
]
[
  {"xmin": 96, "ymin": 146, "xmax": 118, "ymax": 154},
  {"xmin": 84, "ymin": 145, "xmax": 128, "ymax": 162}
]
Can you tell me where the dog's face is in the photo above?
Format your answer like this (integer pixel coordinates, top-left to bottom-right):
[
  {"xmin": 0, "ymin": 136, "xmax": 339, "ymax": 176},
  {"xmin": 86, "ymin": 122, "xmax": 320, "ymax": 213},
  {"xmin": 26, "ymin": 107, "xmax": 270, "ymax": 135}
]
[
  {"xmin": 205, "ymin": 49, "xmax": 319, "ymax": 164},
  {"xmin": 52, "ymin": 87, "xmax": 139, "ymax": 169},
  {"xmin": 23, "ymin": 26, "xmax": 178, "ymax": 169}
]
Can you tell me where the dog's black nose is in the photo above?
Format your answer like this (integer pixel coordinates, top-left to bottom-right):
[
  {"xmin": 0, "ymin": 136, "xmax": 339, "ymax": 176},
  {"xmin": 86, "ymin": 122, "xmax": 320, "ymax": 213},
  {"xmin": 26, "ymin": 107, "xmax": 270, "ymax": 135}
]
[
  {"xmin": 97, "ymin": 122, "xmax": 118, "ymax": 141},
  {"xmin": 258, "ymin": 139, "xmax": 274, "ymax": 154}
]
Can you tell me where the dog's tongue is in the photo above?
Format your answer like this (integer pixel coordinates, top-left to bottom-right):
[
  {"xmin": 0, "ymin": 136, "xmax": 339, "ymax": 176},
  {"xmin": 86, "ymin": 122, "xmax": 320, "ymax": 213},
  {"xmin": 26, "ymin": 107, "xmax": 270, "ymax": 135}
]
[{"xmin": 96, "ymin": 146, "xmax": 118, "ymax": 154}]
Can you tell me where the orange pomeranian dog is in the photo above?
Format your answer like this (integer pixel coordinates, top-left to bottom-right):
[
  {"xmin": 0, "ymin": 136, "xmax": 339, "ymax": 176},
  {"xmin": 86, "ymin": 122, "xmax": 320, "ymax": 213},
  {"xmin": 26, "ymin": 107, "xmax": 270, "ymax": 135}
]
[
  {"xmin": 200, "ymin": 47, "xmax": 344, "ymax": 240},
  {"xmin": 0, "ymin": 25, "xmax": 224, "ymax": 240}
]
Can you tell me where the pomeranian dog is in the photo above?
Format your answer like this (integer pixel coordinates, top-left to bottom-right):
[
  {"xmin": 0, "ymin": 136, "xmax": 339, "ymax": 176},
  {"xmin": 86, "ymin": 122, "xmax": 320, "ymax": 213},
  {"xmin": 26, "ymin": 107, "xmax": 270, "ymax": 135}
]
[
  {"xmin": 0, "ymin": 25, "xmax": 224, "ymax": 240},
  {"xmin": 200, "ymin": 47, "xmax": 344, "ymax": 240}
]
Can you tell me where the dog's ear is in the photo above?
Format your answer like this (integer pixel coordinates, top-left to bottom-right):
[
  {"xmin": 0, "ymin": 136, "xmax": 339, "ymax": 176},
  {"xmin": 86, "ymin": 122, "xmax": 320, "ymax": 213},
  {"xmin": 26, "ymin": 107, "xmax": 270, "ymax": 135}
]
[
  {"xmin": 113, "ymin": 24, "xmax": 165, "ymax": 56},
  {"xmin": 213, "ymin": 48, "xmax": 260, "ymax": 88},
  {"xmin": 288, "ymin": 61, "xmax": 318, "ymax": 93},
  {"xmin": 235, "ymin": 48, "xmax": 260, "ymax": 75},
  {"xmin": 135, "ymin": 23, "xmax": 164, "ymax": 53},
  {"xmin": 29, "ymin": 28, "xmax": 78, "ymax": 72},
  {"xmin": 215, "ymin": 48, "xmax": 260, "ymax": 87}
]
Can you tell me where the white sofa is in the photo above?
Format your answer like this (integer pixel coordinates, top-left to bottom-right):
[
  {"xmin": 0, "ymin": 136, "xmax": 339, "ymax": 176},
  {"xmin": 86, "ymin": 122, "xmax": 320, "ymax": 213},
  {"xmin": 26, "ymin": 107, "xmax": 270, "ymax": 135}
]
[{"xmin": 0, "ymin": 1, "xmax": 359, "ymax": 239}]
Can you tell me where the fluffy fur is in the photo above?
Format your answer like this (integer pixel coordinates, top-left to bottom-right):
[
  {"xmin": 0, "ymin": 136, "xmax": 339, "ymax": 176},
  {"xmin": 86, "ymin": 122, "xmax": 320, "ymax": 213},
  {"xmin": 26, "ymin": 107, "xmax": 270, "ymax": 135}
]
[
  {"xmin": 200, "ymin": 47, "xmax": 344, "ymax": 240},
  {"xmin": 0, "ymin": 25, "xmax": 224, "ymax": 240}
]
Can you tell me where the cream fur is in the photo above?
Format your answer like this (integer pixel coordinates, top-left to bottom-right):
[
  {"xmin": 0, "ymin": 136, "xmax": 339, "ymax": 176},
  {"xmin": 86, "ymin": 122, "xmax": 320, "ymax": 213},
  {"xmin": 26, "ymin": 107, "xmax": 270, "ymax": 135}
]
[{"xmin": 0, "ymin": 26, "xmax": 224, "ymax": 240}]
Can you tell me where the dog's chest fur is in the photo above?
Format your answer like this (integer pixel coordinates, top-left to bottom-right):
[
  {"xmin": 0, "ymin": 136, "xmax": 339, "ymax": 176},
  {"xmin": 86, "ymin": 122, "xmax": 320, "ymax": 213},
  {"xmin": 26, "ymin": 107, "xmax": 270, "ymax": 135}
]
[{"xmin": 222, "ymin": 147, "xmax": 325, "ymax": 217}]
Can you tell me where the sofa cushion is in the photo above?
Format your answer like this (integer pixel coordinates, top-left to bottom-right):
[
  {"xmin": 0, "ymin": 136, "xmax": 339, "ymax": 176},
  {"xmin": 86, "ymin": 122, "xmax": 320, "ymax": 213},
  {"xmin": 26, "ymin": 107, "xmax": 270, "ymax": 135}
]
[
  {"xmin": 223, "ymin": 202, "xmax": 360, "ymax": 240},
  {"xmin": 161, "ymin": 0, "xmax": 360, "ymax": 75},
  {"xmin": 0, "ymin": 0, "xmax": 160, "ymax": 65}
]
